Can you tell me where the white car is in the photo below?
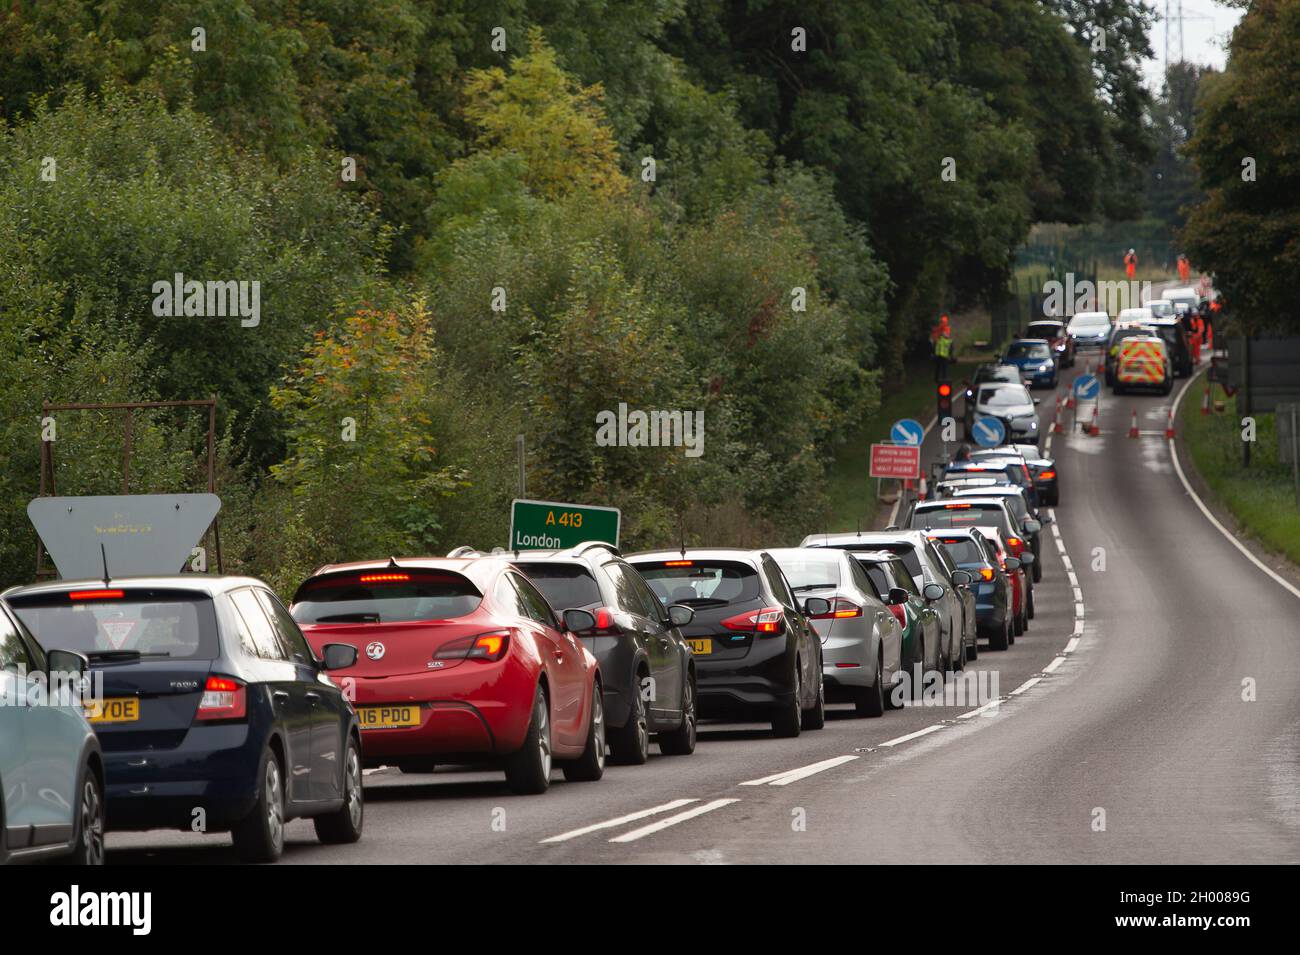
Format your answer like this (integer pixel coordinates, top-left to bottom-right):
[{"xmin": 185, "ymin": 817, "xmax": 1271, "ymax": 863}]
[
  {"xmin": 1116, "ymin": 306, "xmax": 1154, "ymax": 324},
  {"xmin": 1161, "ymin": 286, "xmax": 1200, "ymax": 313},
  {"xmin": 1067, "ymin": 310, "xmax": 1110, "ymax": 348}
]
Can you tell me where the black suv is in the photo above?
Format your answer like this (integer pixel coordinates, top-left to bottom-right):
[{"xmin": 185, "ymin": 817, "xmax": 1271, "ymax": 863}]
[
  {"xmin": 626, "ymin": 549, "xmax": 826, "ymax": 738},
  {"xmin": 508, "ymin": 542, "xmax": 698, "ymax": 764}
]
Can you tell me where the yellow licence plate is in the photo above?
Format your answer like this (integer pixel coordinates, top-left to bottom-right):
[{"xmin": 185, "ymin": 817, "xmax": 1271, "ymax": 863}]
[
  {"xmin": 358, "ymin": 705, "xmax": 421, "ymax": 730},
  {"xmin": 85, "ymin": 697, "xmax": 139, "ymax": 724},
  {"xmin": 687, "ymin": 639, "xmax": 713, "ymax": 655}
]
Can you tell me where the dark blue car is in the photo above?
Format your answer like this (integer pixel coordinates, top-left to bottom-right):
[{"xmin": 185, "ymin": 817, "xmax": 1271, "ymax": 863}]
[
  {"xmin": 923, "ymin": 529, "xmax": 1015, "ymax": 651},
  {"xmin": 4, "ymin": 576, "xmax": 364, "ymax": 863},
  {"xmin": 1002, "ymin": 339, "xmax": 1058, "ymax": 388}
]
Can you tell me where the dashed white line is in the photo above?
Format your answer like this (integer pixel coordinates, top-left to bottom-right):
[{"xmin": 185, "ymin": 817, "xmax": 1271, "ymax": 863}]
[
  {"xmin": 1043, "ymin": 655, "xmax": 1065, "ymax": 674},
  {"xmin": 957, "ymin": 698, "xmax": 1002, "ymax": 719},
  {"xmin": 540, "ymin": 798, "xmax": 698, "ymax": 844},
  {"xmin": 741, "ymin": 754, "xmax": 859, "ymax": 787},
  {"xmin": 1010, "ymin": 677, "xmax": 1041, "ymax": 696},
  {"xmin": 608, "ymin": 798, "xmax": 740, "ymax": 843},
  {"xmin": 880, "ymin": 724, "xmax": 945, "ymax": 747},
  {"xmin": 1072, "ymin": 587, "xmax": 1083, "ymax": 602},
  {"xmin": 1064, "ymin": 637, "xmax": 1080, "ymax": 653}
]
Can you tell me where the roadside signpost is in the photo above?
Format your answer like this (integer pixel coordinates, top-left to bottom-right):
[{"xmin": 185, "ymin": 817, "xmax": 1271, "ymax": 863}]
[
  {"xmin": 890, "ymin": 418, "xmax": 924, "ymax": 447},
  {"xmin": 971, "ymin": 415, "xmax": 1006, "ymax": 448},
  {"xmin": 509, "ymin": 499, "xmax": 620, "ymax": 551},
  {"xmin": 1072, "ymin": 373, "xmax": 1100, "ymax": 432}
]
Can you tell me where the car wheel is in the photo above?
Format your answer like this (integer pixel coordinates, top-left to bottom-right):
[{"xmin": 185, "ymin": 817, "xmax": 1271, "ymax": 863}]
[
  {"xmin": 60, "ymin": 768, "xmax": 106, "ymax": 865},
  {"xmin": 659, "ymin": 672, "xmax": 697, "ymax": 756},
  {"xmin": 802, "ymin": 665, "xmax": 826, "ymax": 729},
  {"xmin": 855, "ymin": 651, "xmax": 885, "ymax": 717},
  {"xmin": 609, "ymin": 678, "xmax": 649, "ymax": 765},
  {"xmin": 505, "ymin": 686, "xmax": 552, "ymax": 795},
  {"xmin": 771, "ymin": 663, "xmax": 802, "ymax": 738},
  {"xmin": 562, "ymin": 683, "xmax": 606, "ymax": 782},
  {"xmin": 314, "ymin": 735, "xmax": 364, "ymax": 845},
  {"xmin": 1027, "ymin": 583, "xmax": 1036, "ymax": 617},
  {"xmin": 232, "ymin": 744, "xmax": 286, "ymax": 863},
  {"xmin": 967, "ymin": 629, "xmax": 978, "ymax": 661},
  {"xmin": 990, "ymin": 616, "xmax": 1009, "ymax": 651},
  {"xmin": 1032, "ymin": 557, "xmax": 1043, "ymax": 583},
  {"xmin": 909, "ymin": 634, "xmax": 925, "ymax": 701}
]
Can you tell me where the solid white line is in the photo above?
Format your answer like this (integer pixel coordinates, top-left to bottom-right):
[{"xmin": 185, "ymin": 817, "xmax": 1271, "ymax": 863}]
[
  {"xmin": 1168, "ymin": 372, "xmax": 1300, "ymax": 603},
  {"xmin": 608, "ymin": 798, "xmax": 740, "ymax": 843},
  {"xmin": 768, "ymin": 754, "xmax": 859, "ymax": 787},
  {"xmin": 1064, "ymin": 637, "xmax": 1080, "ymax": 653},
  {"xmin": 880, "ymin": 724, "xmax": 944, "ymax": 747},
  {"xmin": 540, "ymin": 798, "xmax": 697, "ymax": 843},
  {"xmin": 1010, "ymin": 677, "xmax": 1040, "ymax": 696},
  {"xmin": 1043, "ymin": 655, "xmax": 1065, "ymax": 674},
  {"xmin": 957, "ymin": 699, "xmax": 1001, "ymax": 719}
]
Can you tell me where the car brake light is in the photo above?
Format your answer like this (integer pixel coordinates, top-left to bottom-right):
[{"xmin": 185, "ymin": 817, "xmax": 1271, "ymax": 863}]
[
  {"xmin": 1006, "ymin": 537, "xmax": 1023, "ymax": 548},
  {"xmin": 195, "ymin": 675, "xmax": 247, "ymax": 721},
  {"xmin": 358, "ymin": 573, "xmax": 411, "ymax": 583},
  {"xmin": 69, "ymin": 589, "xmax": 124, "ymax": 600},
  {"xmin": 664, "ymin": 560, "xmax": 693, "ymax": 567},
  {"xmin": 809, "ymin": 597, "xmax": 862, "ymax": 619},
  {"xmin": 979, "ymin": 568, "xmax": 995, "ymax": 581},
  {"xmin": 944, "ymin": 503, "xmax": 973, "ymax": 509},
  {"xmin": 721, "ymin": 607, "xmax": 785, "ymax": 636},
  {"xmin": 435, "ymin": 630, "xmax": 512, "ymax": 662},
  {"xmin": 1038, "ymin": 470, "xmax": 1056, "ymax": 481}
]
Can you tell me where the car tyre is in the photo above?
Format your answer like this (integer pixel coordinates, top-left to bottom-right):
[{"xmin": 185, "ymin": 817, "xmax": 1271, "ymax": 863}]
[
  {"xmin": 609, "ymin": 679, "xmax": 649, "ymax": 765},
  {"xmin": 967, "ymin": 630, "xmax": 978, "ymax": 661},
  {"xmin": 562, "ymin": 683, "xmax": 606, "ymax": 782},
  {"xmin": 1027, "ymin": 582, "xmax": 1036, "ymax": 617},
  {"xmin": 658, "ymin": 672, "xmax": 697, "ymax": 756},
  {"xmin": 855, "ymin": 653, "xmax": 885, "ymax": 718},
  {"xmin": 771, "ymin": 665, "xmax": 802, "ymax": 738},
  {"xmin": 802, "ymin": 667, "xmax": 826, "ymax": 729},
  {"xmin": 990, "ymin": 616, "xmax": 1010, "ymax": 651},
  {"xmin": 1032, "ymin": 557, "xmax": 1043, "ymax": 583},
  {"xmin": 232, "ymin": 744, "xmax": 286, "ymax": 864},
  {"xmin": 505, "ymin": 686, "xmax": 552, "ymax": 795},
  {"xmin": 59, "ymin": 767, "xmax": 106, "ymax": 865},
  {"xmin": 314, "ymin": 735, "xmax": 364, "ymax": 845}
]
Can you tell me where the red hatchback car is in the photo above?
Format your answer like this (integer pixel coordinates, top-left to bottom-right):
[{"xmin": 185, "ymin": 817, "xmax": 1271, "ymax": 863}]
[{"xmin": 290, "ymin": 557, "xmax": 606, "ymax": 795}]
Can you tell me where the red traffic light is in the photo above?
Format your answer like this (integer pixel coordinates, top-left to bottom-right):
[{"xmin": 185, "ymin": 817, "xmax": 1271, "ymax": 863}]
[{"xmin": 938, "ymin": 383, "xmax": 952, "ymax": 397}]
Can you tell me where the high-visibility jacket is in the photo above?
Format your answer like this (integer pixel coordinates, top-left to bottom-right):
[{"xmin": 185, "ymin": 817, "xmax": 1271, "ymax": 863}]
[{"xmin": 934, "ymin": 334, "xmax": 952, "ymax": 359}]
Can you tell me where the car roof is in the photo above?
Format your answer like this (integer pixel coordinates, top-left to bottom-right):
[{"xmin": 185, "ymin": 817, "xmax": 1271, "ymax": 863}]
[
  {"xmin": 303, "ymin": 556, "xmax": 510, "ymax": 589},
  {"xmin": 3, "ymin": 574, "xmax": 271, "ymax": 601},
  {"xmin": 801, "ymin": 531, "xmax": 930, "ymax": 548},
  {"xmin": 626, "ymin": 548, "xmax": 763, "ymax": 565},
  {"xmin": 1009, "ymin": 338, "xmax": 1050, "ymax": 345},
  {"xmin": 952, "ymin": 486, "xmax": 1025, "ymax": 498}
]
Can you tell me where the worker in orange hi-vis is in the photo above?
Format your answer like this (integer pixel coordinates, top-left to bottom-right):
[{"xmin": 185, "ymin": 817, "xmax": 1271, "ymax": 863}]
[
  {"xmin": 931, "ymin": 313, "xmax": 953, "ymax": 381},
  {"xmin": 1177, "ymin": 254, "xmax": 1191, "ymax": 283},
  {"xmin": 1189, "ymin": 311, "xmax": 1203, "ymax": 364},
  {"xmin": 1124, "ymin": 248, "xmax": 1137, "ymax": 280}
]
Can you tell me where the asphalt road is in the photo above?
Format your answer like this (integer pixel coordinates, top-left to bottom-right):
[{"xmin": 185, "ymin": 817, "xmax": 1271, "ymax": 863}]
[{"xmin": 106, "ymin": 330, "xmax": 1300, "ymax": 865}]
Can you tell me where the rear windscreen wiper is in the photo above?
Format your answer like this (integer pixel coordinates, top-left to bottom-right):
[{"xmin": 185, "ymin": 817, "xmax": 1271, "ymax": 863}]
[
  {"xmin": 316, "ymin": 612, "xmax": 382, "ymax": 624},
  {"xmin": 85, "ymin": 650, "xmax": 173, "ymax": 663}
]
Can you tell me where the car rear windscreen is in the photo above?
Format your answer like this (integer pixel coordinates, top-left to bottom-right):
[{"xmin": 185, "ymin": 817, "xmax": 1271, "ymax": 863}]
[
  {"xmin": 513, "ymin": 563, "xmax": 602, "ymax": 610},
  {"xmin": 291, "ymin": 571, "xmax": 482, "ymax": 624},
  {"xmin": 932, "ymin": 538, "xmax": 986, "ymax": 565},
  {"xmin": 911, "ymin": 504, "xmax": 1007, "ymax": 531},
  {"xmin": 634, "ymin": 561, "xmax": 761, "ymax": 608},
  {"xmin": 770, "ymin": 555, "xmax": 842, "ymax": 592},
  {"xmin": 8, "ymin": 590, "xmax": 219, "ymax": 660},
  {"xmin": 845, "ymin": 544, "xmax": 923, "ymax": 583}
]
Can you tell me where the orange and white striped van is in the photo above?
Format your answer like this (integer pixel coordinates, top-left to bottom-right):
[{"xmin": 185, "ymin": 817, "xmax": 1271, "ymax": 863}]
[{"xmin": 1114, "ymin": 335, "xmax": 1172, "ymax": 395}]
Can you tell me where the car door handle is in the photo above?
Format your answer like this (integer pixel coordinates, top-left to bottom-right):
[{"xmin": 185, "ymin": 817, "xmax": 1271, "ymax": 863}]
[
  {"xmin": 305, "ymin": 692, "xmax": 321, "ymax": 704},
  {"xmin": 658, "ymin": 638, "xmax": 671, "ymax": 649},
  {"xmin": 273, "ymin": 690, "xmax": 290, "ymax": 704}
]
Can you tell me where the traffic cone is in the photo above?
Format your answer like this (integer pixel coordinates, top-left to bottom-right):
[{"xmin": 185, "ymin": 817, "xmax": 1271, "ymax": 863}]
[
  {"xmin": 1087, "ymin": 405, "xmax": 1101, "ymax": 436},
  {"xmin": 1200, "ymin": 386, "xmax": 1210, "ymax": 415},
  {"xmin": 1164, "ymin": 407, "xmax": 1176, "ymax": 439},
  {"xmin": 1128, "ymin": 409, "xmax": 1139, "ymax": 438},
  {"xmin": 1065, "ymin": 389, "xmax": 1075, "ymax": 410}
]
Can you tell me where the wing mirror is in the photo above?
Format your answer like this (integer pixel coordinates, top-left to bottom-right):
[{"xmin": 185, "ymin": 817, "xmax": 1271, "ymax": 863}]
[
  {"xmin": 923, "ymin": 583, "xmax": 945, "ymax": 602},
  {"xmin": 47, "ymin": 648, "xmax": 90, "ymax": 700},
  {"xmin": 1018, "ymin": 551, "xmax": 1035, "ymax": 565},
  {"xmin": 1022, "ymin": 519, "xmax": 1042, "ymax": 534},
  {"xmin": 950, "ymin": 570, "xmax": 973, "ymax": 587},
  {"xmin": 667, "ymin": 604, "xmax": 695, "ymax": 628},
  {"xmin": 1004, "ymin": 557, "xmax": 1021, "ymax": 571},
  {"xmin": 563, "ymin": 608, "xmax": 597, "ymax": 633},
  {"xmin": 887, "ymin": 586, "xmax": 910, "ymax": 605},
  {"xmin": 321, "ymin": 643, "xmax": 359, "ymax": 670},
  {"xmin": 802, "ymin": 596, "xmax": 832, "ymax": 617}
]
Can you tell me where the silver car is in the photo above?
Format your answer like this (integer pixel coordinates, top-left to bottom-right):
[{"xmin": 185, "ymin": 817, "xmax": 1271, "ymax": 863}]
[{"xmin": 768, "ymin": 548, "xmax": 903, "ymax": 717}]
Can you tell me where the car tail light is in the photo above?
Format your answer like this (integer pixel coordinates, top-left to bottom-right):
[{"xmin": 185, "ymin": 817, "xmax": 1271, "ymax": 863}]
[
  {"xmin": 435, "ymin": 630, "xmax": 512, "ymax": 663},
  {"xmin": 1038, "ymin": 470, "xmax": 1056, "ymax": 481},
  {"xmin": 1006, "ymin": 537, "xmax": 1023, "ymax": 548},
  {"xmin": 195, "ymin": 675, "xmax": 247, "ymax": 721},
  {"xmin": 978, "ymin": 567, "xmax": 995, "ymax": 581},
  {"xmin": 809, "ymin": 598, "xmax": 862, "ymax": 619},
  {"xmin": 664, "ymin": 560, "xmax": 693, "ymax": 567},
  {"xmin": 888, "ymin": 603, "xmax": 907, "ymax": 627},
  {"xmin": 358, "ymin": 573, "xmax": 411, "ymax": 583},
  {"xmin": 722, "ymin": 607, "xmax": 785, "ymax": 636}
]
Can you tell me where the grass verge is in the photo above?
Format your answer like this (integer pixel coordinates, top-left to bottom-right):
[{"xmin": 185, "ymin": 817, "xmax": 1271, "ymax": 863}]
[{"xmin": 1178, "ymin": 376, "xmax": 1300, "ymax": 565}]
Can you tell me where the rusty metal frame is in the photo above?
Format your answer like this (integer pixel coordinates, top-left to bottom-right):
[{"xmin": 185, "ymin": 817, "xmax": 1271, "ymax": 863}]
[{"xmin": 36, "ymin": 397, "xmax": 222, "ymax": 578}]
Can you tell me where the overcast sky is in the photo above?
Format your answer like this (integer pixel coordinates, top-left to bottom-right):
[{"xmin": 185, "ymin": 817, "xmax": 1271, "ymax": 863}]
[{"xmin": 1141, "ymin": 0, "xmax": 1244, "ymax": 86}]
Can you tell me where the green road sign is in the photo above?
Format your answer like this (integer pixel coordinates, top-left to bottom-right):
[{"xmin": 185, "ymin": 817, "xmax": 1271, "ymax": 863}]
[{"xmin": 509, "ymin": 499, "xmax": 620, "ymax": 551}]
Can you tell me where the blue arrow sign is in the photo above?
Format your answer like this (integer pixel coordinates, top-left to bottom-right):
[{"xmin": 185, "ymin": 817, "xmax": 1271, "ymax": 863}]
[
  {"xmin": 1073, "ymin": 373, "xmax": 1100, "ymax": 400},
  {"xmin": 890, "ymin": 418, "xmax": 924, "ymax": 446},
  {"xmin": 971, "ymin": 414, "xmax": 1006, "ymax": 448}
]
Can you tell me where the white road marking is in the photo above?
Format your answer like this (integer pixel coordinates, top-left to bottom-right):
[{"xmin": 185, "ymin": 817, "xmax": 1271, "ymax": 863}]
[
  {"xmin": 1169, "ymin": 371, "xmax": 1300, "ymax": 603},
  {"xmin": 1072, "ymin": 587, "xmax": 1083, "ymax": 602},
  {"xmin": 1075, "ymin": 602, "xmax": 1086, "ymax": 617},
  {"xmin": 1010, "ymin": 677, "xmax": 1041, "ymax": 696},
  {"xmin": 880, "ymin": 724, "xmax": 944, "ymax": 747},
  {"xmin": 1067, "ymin": 570, "xmax": 1078, "ymax": 587},
  {"xmin": 1061, "ymin": 554, "xmax": 1073, "ymax": 572},
  {"xmin": 741, "ymin": 754, "xmax": 859, "ymax": 787},
  {"xmin": 608, "ymin": 798, "xmax": 740, "ymax": 843},
  {"xmin": 540, "ymin": 798, "xmax": 698, "ymax": 844},
  {"xmin": 957, "ymin": 699, "xmax": 1002, "ymax": 719},
  {"xmin": 1064, "ymin": 637, "xmax": 1080, "ymax": 653},
  {"xmin": 1073, "ymin": 618, "xmax": 1084, "ymax": 636},
  {"xmin": 1043, "ymin": 655, "xmax": 1065, "ymax": 674}
]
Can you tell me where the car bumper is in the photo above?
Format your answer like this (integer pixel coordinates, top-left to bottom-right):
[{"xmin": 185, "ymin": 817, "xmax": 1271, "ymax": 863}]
[
  {"xmin": 691, "ymin": 638, "xmax": 795, "ymax": 713},
  {"xmin": 101, "ymin": 723, "xmax": 262, "ymax": 830},
  {"xmin": 821, "ymin": 633, "xmax": 874, "ymax": 692},
  {"xmin": 340, "ymin": 661, "xmax": 537, "ymax": 763}
]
